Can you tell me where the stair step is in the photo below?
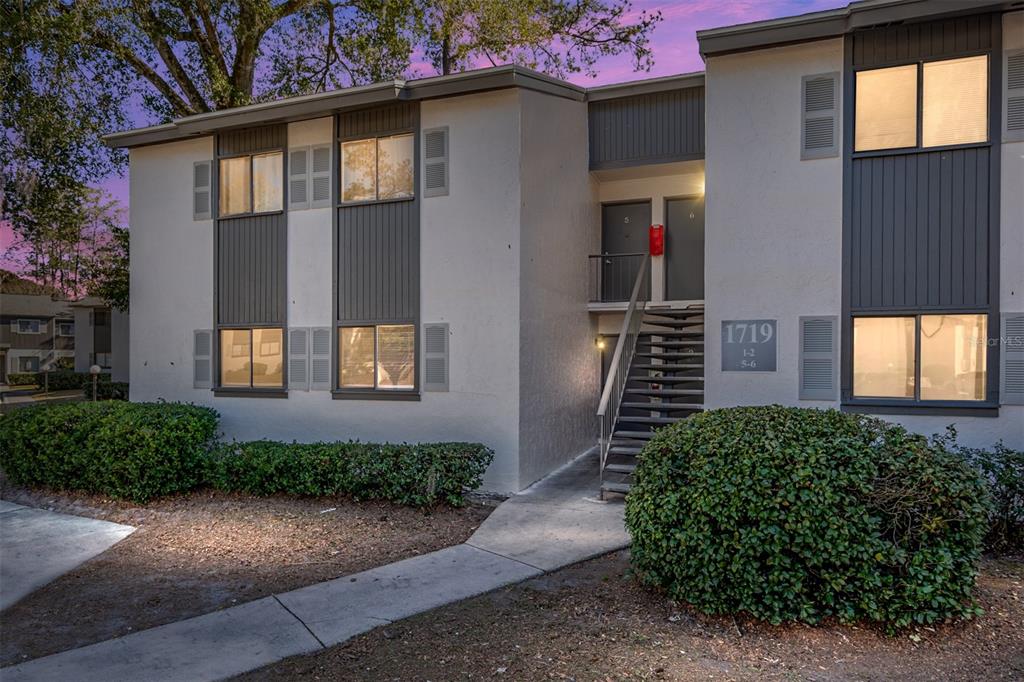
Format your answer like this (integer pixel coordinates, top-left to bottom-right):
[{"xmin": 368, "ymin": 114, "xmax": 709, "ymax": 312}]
[
  {"xmin": 620, "ymin": 402, "xmax": 700, "ymax": 410},
  {"xmin": 626, "ymin": 388, "xmax": 705, "ymax": 397},
  {"xmin": 616, "ymin": 415, "xmax": 684, "ymax": 425},
  {"xmin": 638, "ymin": 330, "xmax": 704, "ymax": 338},
  {"xmin": 600, "ymin": 481, "xmax": 632, "ymax": 495},
  {"xmin": 628, "ymin": 375, "xmax": 706, "ymax": 383},
  {"xmin": 630, "ymin": 365, "xmax": 704, "ymax": 373},
  {"xmin": 642, "ymin": 319, "xmax": 705, "ymax": 329},
  {"xmin": 604, "ymin": 462, "xmax": 637, "ymax": 473},
  {"xmin": 636, "ymin": 352, "xmax": 705, "ymax": 359},
  {"xmin": 613, "ymin": 430, "xmax": 656, "ymax": 440},
  {"xmin": 643, "ymin": 310, "xmax": 704, "ymax": 321},
  {"xmin": 637, "ymin": 341, "xmax": 705, "ymax": 349}
]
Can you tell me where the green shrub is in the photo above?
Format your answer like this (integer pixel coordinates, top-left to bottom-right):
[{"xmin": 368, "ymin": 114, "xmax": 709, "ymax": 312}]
[
  {"xmin": 934, "ymin": 427, "xmax": 1023, "ymax": 553},
  {"xmin": 0, "ymin": 401, "xmax": 219, "ymax": 502},
  {"xmin": 206, "ymin": 440, "xmax": 493, "ymax": 506},
  {"xmin": 6, "ymin": 373, "xmax": 37, "ymax": 386},
  {"xmin": 625, "ymin": 406, "xmax": 990, "ymax": 630},
  {"xmin": 94, "ymin": 381, "xmax": 129, "ymax": 401},
  {"xmin": 40, "ymin": 370, "xmax": 110, "ymax": 391}
]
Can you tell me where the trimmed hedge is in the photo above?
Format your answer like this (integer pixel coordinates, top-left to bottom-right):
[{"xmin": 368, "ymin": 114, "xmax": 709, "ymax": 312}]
[
  {"xmin": 625, "ymin": 406, "xmax": 990, "ymax": 630},
  {"xmin": 0, "ymin": 401, "xmax": 493, "ymax": 507},
  {"xmin": 6, "ymin": 373, "xmax": 37, "ymax": 386},
  {"xmin": 95, "ymin": 381, "xmax": 129, "ymax": 401},
  {"xmin": 206, "ymin": 440, "xmax": 493, "ymax": 507},
  {"xmin": 44, "ymin": 370, "xmax": 111, "ymax": 391},
  {"xmin": 0, "ymin": 401, "xmax": 218, "ymax": 502}
]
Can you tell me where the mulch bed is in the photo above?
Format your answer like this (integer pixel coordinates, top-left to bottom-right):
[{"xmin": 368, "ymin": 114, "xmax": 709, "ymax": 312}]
[
  {"xmin": 236, "ymin": 550, "xmax": 1024, "ymax": 681},
  {"xmin": 0, "ymin": 485, "xmax": 493, "ymax": 667}
]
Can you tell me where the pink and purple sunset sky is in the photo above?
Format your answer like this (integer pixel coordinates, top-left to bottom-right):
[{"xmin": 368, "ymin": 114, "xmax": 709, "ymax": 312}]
[{"xmin": 1, "ymin": 0, "xmax": 843, "ymax": 260}]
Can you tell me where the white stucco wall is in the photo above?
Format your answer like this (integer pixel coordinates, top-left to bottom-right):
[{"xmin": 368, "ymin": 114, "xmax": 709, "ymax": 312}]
[
  {"xmin": 129, "ymin": 136, "xmax": 215, "ymax": 402},
  {"xmin": 517, "ymin": 89, "xmax": 600, "ymax": 487},
  {"xmin": 703, "ymin": 34, "xmax": 1022, "ymax": 450},
  {"xmin": 704, "ymin": 39, "xmax": 845, "ymax": 410}
]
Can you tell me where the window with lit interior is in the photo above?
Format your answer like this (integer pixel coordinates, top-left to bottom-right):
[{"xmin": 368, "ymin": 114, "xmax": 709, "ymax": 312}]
[
  {"xmin": 338, "ymin": 324, "xmax": 415, "ymax": 390},
  {"xmin": 218, "ymin": 152, "xmax": 283, "ymax": 217},
  {"xmin": 219, "ymin": 328, "xmax": 284, "ymax": 388},
  {"xmin": 340, "ymin": 134, "xmax": 414, "ymax": 203}
]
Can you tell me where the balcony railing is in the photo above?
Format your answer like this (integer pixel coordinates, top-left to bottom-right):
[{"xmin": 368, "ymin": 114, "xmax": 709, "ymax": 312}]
[{"xmin": 588, "ymin": 253, "xmax": 649, "ymax": 303}]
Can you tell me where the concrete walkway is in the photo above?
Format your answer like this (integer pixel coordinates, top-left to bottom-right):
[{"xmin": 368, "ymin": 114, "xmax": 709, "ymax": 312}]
[
  {"xmin": 1, "ymin": 450, "xmax": 629, "ymax": 682},
  {"xmin": 0, "ymin": 501, "xmax": 135, "ymax": 611}
]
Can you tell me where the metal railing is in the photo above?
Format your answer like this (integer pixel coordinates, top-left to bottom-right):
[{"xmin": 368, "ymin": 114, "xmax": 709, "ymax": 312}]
[
  {"xmin": 588, "ymin": 253, "xmax": 648, "ymax": 303},
  {"xmin": 597, "ymin": 255, "xmax": 650, "ymax": 477}
]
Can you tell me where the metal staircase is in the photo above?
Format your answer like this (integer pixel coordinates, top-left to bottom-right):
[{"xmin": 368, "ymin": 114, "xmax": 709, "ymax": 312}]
[
  {"xmin": 595, "ymin": 253, "xmax": 704, "ymax": 498},
  {"xmin": 600, "ymin": 306, "xmax": 705, "ymax": 497}
]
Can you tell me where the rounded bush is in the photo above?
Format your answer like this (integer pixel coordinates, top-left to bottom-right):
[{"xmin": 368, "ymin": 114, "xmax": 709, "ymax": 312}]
[{"xmin": 624, "ymin": 406, "xmax": 990, "ymax": 629}]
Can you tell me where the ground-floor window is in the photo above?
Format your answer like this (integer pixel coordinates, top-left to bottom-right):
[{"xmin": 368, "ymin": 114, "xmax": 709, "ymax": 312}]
[
  {"xmin": 338, "ymin": 324, "xmax": 415, "ymax": 390},
  {"xmin": 852, "ymin": 313, "xmax": 987, "ymax": 401},
  {"xmin": 219, "ymin": 328, "xmax": 284, "ymax": 388},
  {"xmin": 18, "ymin": 356, "xmax": 40, "ymax": 373}
]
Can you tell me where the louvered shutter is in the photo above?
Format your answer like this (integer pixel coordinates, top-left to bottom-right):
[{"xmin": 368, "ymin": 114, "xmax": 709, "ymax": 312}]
[
  {"xmin": 310, "ymin": 145, "xmax": 332, "ymax": 208},
  {"xmin": 1002, "ymin": 313, "xmax": 1024, "ymax": 405},
  {"xmin": 310, "ymin": 327, "xmax": 332, "ymax": 390},
  {"xmin": 799, "ymin": 316, "xmax": 837, "ymax": 400},
  {"xmin": 193, "ymin": 161, "xmax": 212, "ymax": 220},
  {"xmin": 1006, "ymin": 51, "xmax": 1024, "ymax": 142},
  {"xmin": 288, "ymin": 147, "xmax": 310, "ymax": 210},
  {"xmin": 194, "ymin": 329, "xmax": 213, "ymax": 389},
  {"xmin": 423, "ymin": 127, "xmax": 449, "ymax": 198},
  {"xmin": 423, "ymin": 323, "xmax": 449, "ymax": 391},
  {"xmin": 288, "ymin": 328, "xmax": 309, "ymax": 390},
  {"xmin": 801, "ymin": 73, "xmax": 838, "ymax": 160}
]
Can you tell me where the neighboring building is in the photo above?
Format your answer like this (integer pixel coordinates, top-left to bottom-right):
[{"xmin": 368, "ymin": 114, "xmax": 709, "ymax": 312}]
[
  {"xmin": 71, "ymin": 300, "xmax": 130, "ymax": 382},
  {"xmin": 0, "ymin": 272, "xmax": 76, "ymax": 382},
  {"xmin": 107, "ymin": 0, "xmax": 1023, "ymax": 494}
]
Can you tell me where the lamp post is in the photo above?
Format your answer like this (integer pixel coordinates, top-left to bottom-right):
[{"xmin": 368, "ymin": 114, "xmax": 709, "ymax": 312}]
[{"xmin": 89, "ymin": 364, "xmax": 101, "ymax": 401}]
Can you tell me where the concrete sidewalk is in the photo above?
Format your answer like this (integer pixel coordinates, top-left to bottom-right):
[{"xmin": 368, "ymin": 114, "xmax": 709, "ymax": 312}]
[
  {"xmin": 1, "ymin": 449, "xmax": 629, "ymax": 682},
  {"xmin": 0, "ymin": 501, "xmax": 135, "ymax": 611}
]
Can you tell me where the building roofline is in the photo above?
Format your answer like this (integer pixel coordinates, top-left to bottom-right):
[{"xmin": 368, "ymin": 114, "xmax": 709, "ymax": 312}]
[
  {"xmin": 104, "ymin": 65, "xmax": 589, "ymax": 149},
  {"xmin": 586, "ymin": 71, "xmax": 705, "ymax": 101},
  {"xmin": 696, "ymin": 0, "xmax": 1016, "ymax": 58}
]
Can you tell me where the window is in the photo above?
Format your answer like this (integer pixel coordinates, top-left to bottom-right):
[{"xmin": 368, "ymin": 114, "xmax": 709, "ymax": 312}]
[
  {"xmin": 855, "ymin": 56, "xmax": 989, "ymax": 152},
  {"xmin": 338, "ymin": 324, "xmax": 415, "ymax": 390},
  {"xmin": 219, "ymin": 328, "xmax": 284, "ymax": 388},
  {"xmin": 15, "ymin": 319, "xmax": 41, "ymax": 334},
  {"xmin": 852, "ymin": 314, "xmax": 987, "ymax": 402},
  {"xmin": 18, "ymin": 356, "xmax": 40, "ymax": 372},
  {"xmin": 922, "ymin": 56, "xmax": 988, "ymax": 148},
  {"xmin": 92, "ymin": 352, "xmax": 112, "ymax": 369},
  {"xmin": 218, "ymin": 151, "xmax": 283, "ymax": 217},
  {"xmin": 855, "ymin": 65, "xmax": 918, "ymax": 151},
  {"xmin": 57, "ymin": 322, "xmax": 74, "ymax": 337},
  {"xmin": 340, "ymin": 134, "xmax": 414, "ymax": 203}
]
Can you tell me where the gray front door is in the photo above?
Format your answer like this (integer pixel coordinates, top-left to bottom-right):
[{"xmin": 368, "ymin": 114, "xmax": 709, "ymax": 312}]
[
  {"xmin": 666, "ymin": 196, "xmax": 704, "ymax": 301},
  {"xmin": 601, "ymin": 201, "xmax": 650, "ymax": 302}
]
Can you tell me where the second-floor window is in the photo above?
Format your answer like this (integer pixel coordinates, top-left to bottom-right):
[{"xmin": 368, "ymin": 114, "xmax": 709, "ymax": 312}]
[
  {"xmin": 15, "ymin": 319, "xmax": 41, "ymax": 334},
  {"xmin": 340, "ymin": 133, "xmax": 414, "ymax": 203},
  {"xmin": 854, "ymin": 55, "xmax": 988, "ymax": 152},
  {"xmin": 219, "ymin": 151, "xmax": 283, "ymax": 217},
  {"xmin": 57, "ymin": 322, "xmax": 74, "ymax": 336}
]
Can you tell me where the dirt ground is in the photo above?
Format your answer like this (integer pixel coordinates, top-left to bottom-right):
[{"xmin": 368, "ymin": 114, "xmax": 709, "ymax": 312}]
[
  {"xmin": 237, "ymin": 550, "xmax": 1024, "ymax": 682},
  {"xmin": 0, "ymin": 485, "xmax": 493, "ymax": 666}
]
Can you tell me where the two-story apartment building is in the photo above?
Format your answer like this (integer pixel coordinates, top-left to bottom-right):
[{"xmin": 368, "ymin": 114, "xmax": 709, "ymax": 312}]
[
  {"xmin": 0, "ymin": 273, "xmax": 75, "ymax": 381},
  {"xmin": 108, "ymin": 0, "xmax": 1023, "ymax": 494}
]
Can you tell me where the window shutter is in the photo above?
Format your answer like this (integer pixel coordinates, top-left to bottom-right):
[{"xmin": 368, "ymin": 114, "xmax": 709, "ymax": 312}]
[
  {"xmin": 1002, "ymin": 313, "xmax": 1024, "ymax": 405},
  {"xmin": 799, "ymin": 316, "xmax": 837, "ymax": 400},
  {"xmin": 288, "ymin": 327, "xmax": 309, "ymax": 390},
  {"xmin": 423, "ymin": 323, "xmax": 449, "ymax": 392},
  {"xmin": 288, "ymin": 147, "xmax": 310, "ymax": 210},
  {"xmin": 423, "ymin": 127, "xmax": 449, "ymax": 198},
  {"xmin": 193, "ymin": 329, "xmax": 213, "ymax": 389},
  {"xmin": 801, "ymin": 73, "xmax": 838, "ymax": 160},
  {"xmin": 310, "ymin": 145, "xmax": 332, "ymax": 208},
  {"xmin": 310, "ymin": 327, "xmax": 332, "ymax": 391},
  {"xmin": 193, "ymin": 161, "xmax": 212, "ymax": 220},
  {"xmin": 1005, "ymin": 50, "xmax": 1024, "ymax": 142}
]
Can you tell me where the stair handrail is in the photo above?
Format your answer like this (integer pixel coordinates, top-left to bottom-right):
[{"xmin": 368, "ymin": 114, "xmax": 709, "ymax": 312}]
[{"xmin": 597, "ymin": 254, "xmax": 650, "ymax": 475}]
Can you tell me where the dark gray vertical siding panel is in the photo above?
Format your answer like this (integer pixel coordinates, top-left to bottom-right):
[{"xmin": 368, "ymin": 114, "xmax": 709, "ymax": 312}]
[
  {"xmin": 852, "ymin": 14, "xmax": 995, "ymax": 67},
  {"xmin": 338, "ymin": 102, "xmax": 415, "ymax": 138},
  {"xmin": 218, "ymin": 125, "xmax": 286, "ymax": 155},
  {"xmin": 849, "ymin": 148, "xmax": 990, "ymax": 312},
  {"xmin": 217, "ymin": 213, "xmax": 287, "ymax": 325},
  {"xmin": 588, "ymin": 86, "xmax": 705, "ymax": 168},
  {"xmin": 336, "ymin": 200, "xmax": 418, "ymax": 322}
]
